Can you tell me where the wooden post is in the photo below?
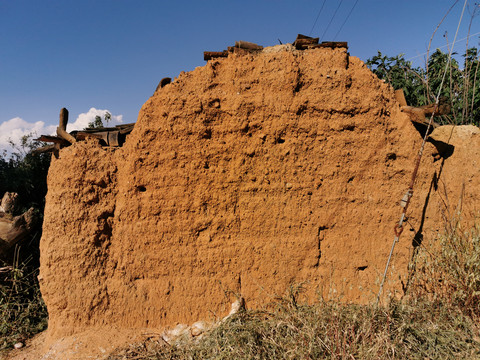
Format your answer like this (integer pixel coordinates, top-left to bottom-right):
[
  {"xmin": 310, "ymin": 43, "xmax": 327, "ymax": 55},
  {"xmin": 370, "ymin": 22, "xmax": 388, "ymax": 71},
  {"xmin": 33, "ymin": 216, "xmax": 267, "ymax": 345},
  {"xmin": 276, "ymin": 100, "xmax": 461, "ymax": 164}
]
[
  {"xmin": 204, "ymin": 51, "xmax": 229, "ymax": 61},
  {"xmin": 59, "ymin": 108, "xmax": 68, "ymax": 130},
  {"xmin": 56, "ymin": 108, "xmax": 76, "ymax": 144}
]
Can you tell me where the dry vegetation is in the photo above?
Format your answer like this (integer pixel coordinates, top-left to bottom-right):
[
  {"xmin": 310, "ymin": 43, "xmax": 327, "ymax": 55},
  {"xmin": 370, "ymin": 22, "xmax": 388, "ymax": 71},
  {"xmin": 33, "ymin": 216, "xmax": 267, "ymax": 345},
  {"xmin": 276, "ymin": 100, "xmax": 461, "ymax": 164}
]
[
  {"xmin": 107, "ymin": 220, "xmax": 480, "ymax": 360},
  {"xmin": 0, "ymin": 254, "xmax": 47, "ymax": 354},
  {"xmin": 2, "ymin": 213, "xmax": 479, "ymax": 359},
  {"xmin": 2, "ymin": 22, "xmax": 480, "ymax": 357}
]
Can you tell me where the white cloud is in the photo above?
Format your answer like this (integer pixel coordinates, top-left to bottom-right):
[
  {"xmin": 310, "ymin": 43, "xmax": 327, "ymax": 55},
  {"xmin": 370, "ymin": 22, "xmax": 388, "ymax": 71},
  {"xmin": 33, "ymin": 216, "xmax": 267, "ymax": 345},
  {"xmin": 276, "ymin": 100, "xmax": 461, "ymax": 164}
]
[
  {"xmin": 0, "ymin": 117, "xmax": 56, "ymax": 155},
  {"xmin": 67, "ymin": 108, "xmax": 123, "ymax": 132},
  {"xmin": 0, "ymin": 108, "xmax": 123, "ymax": 156}
]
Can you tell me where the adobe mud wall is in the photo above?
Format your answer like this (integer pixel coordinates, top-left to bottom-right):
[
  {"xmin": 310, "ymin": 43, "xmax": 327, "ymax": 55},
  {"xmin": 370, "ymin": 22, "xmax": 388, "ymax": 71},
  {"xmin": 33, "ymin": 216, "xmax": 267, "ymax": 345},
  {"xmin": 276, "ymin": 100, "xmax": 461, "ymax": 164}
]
[{"xmin": 39, "ymin": 46, "xmax": 480, "ymax": 346}]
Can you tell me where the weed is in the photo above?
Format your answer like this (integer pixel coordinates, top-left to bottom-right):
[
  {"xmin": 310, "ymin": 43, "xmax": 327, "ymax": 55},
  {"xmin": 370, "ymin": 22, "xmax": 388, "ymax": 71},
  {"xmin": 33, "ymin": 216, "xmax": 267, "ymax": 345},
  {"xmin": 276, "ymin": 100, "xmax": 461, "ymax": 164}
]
[
  {"xmin": 108, "ymin": 295, "xmax": 480, "ymax": 360},
  {"xmin": 108, "ymin": 218, "xmax": 480, "ymax": 359},
  {"xmin": 409, "ymin": 217, "xmax": 480, "ymax": 318},
  {"xmin": 0, "ymin": 251, "xmax": 47, "ymax": 354}
]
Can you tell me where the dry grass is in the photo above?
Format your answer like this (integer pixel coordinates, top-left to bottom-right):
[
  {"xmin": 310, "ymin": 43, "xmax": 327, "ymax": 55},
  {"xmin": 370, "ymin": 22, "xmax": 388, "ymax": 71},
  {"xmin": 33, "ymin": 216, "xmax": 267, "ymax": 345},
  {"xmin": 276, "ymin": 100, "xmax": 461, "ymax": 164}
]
[
  {"xmin": 3, "ymin": 218, "xmax": 480, "ymax": 359},
  {"xmin": 108, "ymin": 298, "xmax": 479, "ymax": 360},
  {"xmin": 109, "ymin": 221, "xmax": 480, "ymax": 360},
  {"xmin": 408, "ymin": 216, "xmax": 480, "ymax": 317},
  {"xmin": 0, "ymin": 254, "xmax": 47, "ymax": 354}
]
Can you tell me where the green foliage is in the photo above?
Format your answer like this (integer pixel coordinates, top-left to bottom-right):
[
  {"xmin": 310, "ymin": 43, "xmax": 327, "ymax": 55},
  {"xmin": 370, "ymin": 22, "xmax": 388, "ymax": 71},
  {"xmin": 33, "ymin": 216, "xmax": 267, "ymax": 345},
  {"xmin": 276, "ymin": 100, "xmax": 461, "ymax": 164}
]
[
  {"xmin": 366, "ymin": 52, "xmax": 428, "ymax": 107},
  {"xmin": 0, "ymin": 134, "xmax": 51, "ymax": 213},
  {"xmin": 87, "ymin": 111, "xmax": 111, "ymax": 129},
  {"xmin": 462, "ymin": 47, "xmax": 480, "ymax": 124},
  {"xmin": 366, "ymin": 47, "xmax": 480, "ymax": 126}
]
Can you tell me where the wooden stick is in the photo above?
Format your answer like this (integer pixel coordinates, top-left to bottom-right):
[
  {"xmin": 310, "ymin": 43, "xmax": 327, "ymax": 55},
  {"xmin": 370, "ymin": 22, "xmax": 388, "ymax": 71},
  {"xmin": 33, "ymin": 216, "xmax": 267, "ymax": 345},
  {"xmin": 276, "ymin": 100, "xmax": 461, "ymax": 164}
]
[
  {"xmin": 36, "ymin": 135, "xmax": 68, "ymax": 144},
  {"xmin": 53, "ymin": 143, "xmax": 60, "ymax": 158},
  {"xmin": 235, "ymin": 41, "xmax": 263, "ymax": 50},
  {"xmin": 204, "ymin": 51, "xmax": 229, "ymax": 61},
  {"xmin": 32, "ymin": 144, "xmax": 56, "ymax": 154},
  {"xmin": 312, "ymin": 41, "xmax": 348, "ymax": 49},
  {"xmin": 59, "ymin": 108, "xmax": 69, "ymax": 131},
  {"xmin": 57, "ymin": 126, "xmax": 77, "ymax": 144},
  {"xmin": 56, "ymin": 107, "xmax": 76, "ymax": 144}
]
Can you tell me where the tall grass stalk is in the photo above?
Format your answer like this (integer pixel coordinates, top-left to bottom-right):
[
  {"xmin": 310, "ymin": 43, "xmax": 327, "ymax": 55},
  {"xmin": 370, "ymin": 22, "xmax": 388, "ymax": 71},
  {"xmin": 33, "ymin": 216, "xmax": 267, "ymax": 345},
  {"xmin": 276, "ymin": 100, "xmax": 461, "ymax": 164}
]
[
  {"xmin": 0, "ymin": 251, "xmax": 47, "ymax": 354},
  {"xmin": 409, "ymin": 217, "xmax": 480, "ymax": 317},
  {"xmin": 109, "ymin": 219, "xmax": 480, "ymax": 360},
  {"xmin": 108, "ymin": 298, "xmax": 479, "ymax": 360}
]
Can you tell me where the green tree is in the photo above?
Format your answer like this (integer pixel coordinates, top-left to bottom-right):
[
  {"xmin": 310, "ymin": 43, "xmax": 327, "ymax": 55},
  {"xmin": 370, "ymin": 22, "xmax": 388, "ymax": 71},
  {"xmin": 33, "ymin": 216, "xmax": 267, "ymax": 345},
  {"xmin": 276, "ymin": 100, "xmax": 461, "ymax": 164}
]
[
  {"xmin": 366, "ymin": 48, "xmax": 480, "ymax": 126},
  {"xmin": 366, "ymin": 52, "xmax": 428, "ymax": 106},
  {"xmin": 0, "ymin": 134, "xmax": 51, "ymax": 213},
  {"xmin": 87, "ymin": 111, "xmax": 111, "ymax": 129},
  {"xmin": 462, "ymin": 47, "xmax": 480, "ymax": 124}
]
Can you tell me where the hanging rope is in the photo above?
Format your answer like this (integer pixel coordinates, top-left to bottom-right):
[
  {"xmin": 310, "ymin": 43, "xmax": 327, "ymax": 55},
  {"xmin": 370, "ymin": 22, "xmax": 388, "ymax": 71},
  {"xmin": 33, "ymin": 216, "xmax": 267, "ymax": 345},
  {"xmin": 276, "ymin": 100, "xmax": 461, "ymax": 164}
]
[{"xmin": 375, "ymin": 0, "xmax": 468, "ymax": 306}]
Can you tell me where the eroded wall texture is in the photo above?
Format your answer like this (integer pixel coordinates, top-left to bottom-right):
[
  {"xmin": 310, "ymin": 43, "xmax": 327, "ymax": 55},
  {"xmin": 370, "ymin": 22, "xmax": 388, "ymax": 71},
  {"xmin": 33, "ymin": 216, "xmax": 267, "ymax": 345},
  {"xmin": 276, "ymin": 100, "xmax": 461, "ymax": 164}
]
[{"xmin": 39, "ymin": 47, "xmax": 480, "ymax": 343}]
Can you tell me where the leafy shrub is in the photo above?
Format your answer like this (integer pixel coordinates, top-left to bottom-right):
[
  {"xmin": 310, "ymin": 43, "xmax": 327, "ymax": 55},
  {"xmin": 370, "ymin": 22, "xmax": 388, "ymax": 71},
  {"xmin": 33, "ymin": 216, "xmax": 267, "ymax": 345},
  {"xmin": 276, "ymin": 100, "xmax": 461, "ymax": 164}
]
[{"xmin": 366, "ymin": 48, "xmax": 480, "ymax": 126}]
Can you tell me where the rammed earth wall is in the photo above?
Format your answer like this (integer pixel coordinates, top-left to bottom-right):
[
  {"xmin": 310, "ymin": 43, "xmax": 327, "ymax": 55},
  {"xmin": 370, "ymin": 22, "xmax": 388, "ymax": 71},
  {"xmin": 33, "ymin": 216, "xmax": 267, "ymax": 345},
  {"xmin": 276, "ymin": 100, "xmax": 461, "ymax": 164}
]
[{"xmin": 39, "ymin": 46, "xmax": 480, "ymax": 347}]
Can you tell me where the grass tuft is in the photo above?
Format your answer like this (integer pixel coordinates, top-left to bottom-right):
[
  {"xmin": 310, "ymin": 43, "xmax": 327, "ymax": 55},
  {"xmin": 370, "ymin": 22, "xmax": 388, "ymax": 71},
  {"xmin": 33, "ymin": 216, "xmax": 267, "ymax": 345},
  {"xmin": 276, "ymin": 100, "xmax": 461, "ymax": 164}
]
[
  {"xmin": 409, "ymin": 217, "xmax": 480, "ymax": 317},
  {"xmin": 108, "ymin": 220, "xmax": 480, "ymax": 360},
  {"xmin": 108, "ymin": 299, "xmax": 480, "ymax": 360},
  {"xmin": 0, "ymin": 254, "xmax": 47, "ymax": 354}
]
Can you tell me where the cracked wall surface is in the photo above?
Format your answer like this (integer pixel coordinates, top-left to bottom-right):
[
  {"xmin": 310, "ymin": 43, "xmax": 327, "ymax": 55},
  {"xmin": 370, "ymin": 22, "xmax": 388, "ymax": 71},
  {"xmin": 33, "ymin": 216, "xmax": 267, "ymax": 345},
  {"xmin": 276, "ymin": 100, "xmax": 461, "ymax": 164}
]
[{"xmin": 39, "ymin": 47, "xmax": 480, "ymax": 347}]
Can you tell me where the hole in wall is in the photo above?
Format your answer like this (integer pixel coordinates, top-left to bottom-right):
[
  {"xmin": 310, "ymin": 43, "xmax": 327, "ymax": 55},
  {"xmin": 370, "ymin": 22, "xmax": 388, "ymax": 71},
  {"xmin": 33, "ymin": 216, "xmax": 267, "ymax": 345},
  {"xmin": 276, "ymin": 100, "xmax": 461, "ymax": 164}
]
[{"xmin": 386, "ymin": 152, "xmax": 397, "ymax": 161}]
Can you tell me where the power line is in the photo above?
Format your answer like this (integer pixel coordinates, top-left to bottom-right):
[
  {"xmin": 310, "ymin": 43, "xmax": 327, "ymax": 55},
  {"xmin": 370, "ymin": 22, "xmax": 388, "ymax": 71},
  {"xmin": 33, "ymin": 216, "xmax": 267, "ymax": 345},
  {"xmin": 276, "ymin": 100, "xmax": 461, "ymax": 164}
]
[
  {"xmin": 320, "ymin": 0, "xmax": 344, "ymax": 42},
  {"xmin": 309, "ymin": 0, "xmax": 327, "ymax": 36},
  {"xmin": 333, "ymin": 0, "xmax": 360, "ymax": 41}
]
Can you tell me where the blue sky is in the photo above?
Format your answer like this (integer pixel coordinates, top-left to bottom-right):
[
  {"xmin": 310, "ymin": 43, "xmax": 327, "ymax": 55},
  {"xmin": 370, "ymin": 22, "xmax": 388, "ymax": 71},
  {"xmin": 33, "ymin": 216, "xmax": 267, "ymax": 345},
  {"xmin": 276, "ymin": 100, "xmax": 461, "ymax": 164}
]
[{"xmin": 1, "ymin": 0, "xmax": 479, "ymax": 152}]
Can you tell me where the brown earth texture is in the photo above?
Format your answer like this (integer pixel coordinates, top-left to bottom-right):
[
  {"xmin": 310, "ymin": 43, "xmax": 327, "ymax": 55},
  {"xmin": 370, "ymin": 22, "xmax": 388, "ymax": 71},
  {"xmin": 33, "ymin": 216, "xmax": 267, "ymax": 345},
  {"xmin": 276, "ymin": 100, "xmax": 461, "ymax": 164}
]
[{"xmin": 10, "ymin": 44, "xmax": 480, "ymax": 359}]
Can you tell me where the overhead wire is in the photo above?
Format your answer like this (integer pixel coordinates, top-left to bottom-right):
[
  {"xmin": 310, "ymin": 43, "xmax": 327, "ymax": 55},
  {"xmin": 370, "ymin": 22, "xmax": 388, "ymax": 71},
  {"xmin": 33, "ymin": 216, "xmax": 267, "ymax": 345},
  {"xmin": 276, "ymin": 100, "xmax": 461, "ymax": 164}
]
[
  {"xmin": 309, "ymin": 0, "xmax": 327, "ymax": 36},
  {"xmin": 333, "ymin": 0, "xmax": 360, "ymax": 40},
  {"xmin": 320, "ymin": 0, "xmax": 345, "ymax": 41},
  {"xmin": 406, "ymin": 31, "xmax": 480, "ymax": 62}
]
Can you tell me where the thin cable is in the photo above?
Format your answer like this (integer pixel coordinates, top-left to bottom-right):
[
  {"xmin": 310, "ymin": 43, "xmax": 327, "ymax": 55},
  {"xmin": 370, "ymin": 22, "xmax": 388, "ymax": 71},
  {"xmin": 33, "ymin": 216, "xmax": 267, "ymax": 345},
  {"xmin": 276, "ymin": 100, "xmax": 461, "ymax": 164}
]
[
  {"xmin": 406, "ymin": 32, "xmax": 480, "ymax": 61},
  {"xmin": 434, "ymin": 0, "xmax": 468, "ymax": 102},
  {"xmin": 333, "ymin": 0, "xmax": 360, "ymax": 40},
  {"xmin": 320, "ymin": 0, "xmax": 344, "ymax": 42},
  {"xmin": 376, "ymin": 0, "xmax": 469, "ymax": 306},
  {"xmin": 309, "ymin": 0, "xmax": 327, "ymax": 36}
]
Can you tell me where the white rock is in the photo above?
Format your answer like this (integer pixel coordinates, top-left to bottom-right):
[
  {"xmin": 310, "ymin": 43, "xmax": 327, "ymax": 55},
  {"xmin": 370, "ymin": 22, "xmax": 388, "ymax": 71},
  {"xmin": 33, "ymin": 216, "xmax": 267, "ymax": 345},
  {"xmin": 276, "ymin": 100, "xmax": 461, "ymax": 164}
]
[
  {"xmin": 190, "ymin": 321, "xmax": 207, "ymax": 336},
  {"xmin": 224, "ymin": 297, "xmax": 245, "ymax": 320},
  {"xmin": 161, "ymin": 323, "xmax": 189, "ymax": 343}
]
